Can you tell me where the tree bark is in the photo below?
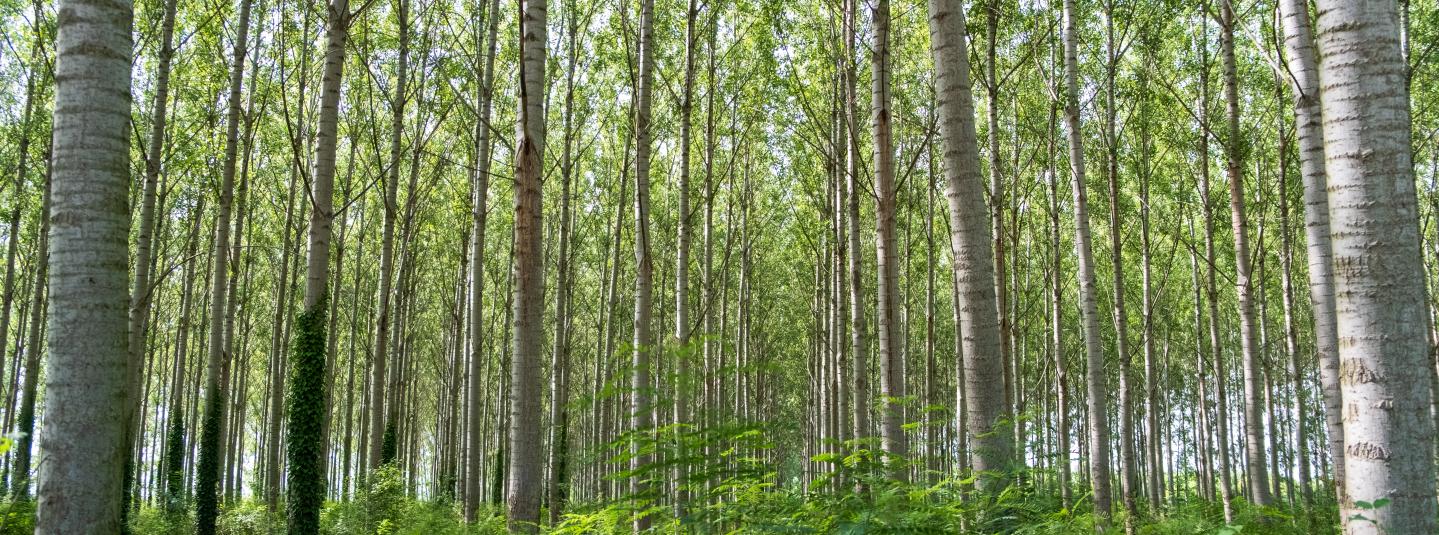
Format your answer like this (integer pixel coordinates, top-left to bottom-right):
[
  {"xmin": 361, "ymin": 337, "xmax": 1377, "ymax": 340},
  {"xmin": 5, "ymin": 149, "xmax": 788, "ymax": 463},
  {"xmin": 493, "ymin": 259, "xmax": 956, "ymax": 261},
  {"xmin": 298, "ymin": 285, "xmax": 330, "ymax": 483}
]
[
  {"xmin": 926, "ymin": 0, "xmax": 1010, "ymax": 490},
  {"xmin": 1314, "ymin": 0, "xmax": 1437, "ymax": 531},
  {"xmin": 1216, "ymin": 0, "xmax": 1271, "ymax": 506},
  {"xmin": 369, "ymin": 0, "xmax": 409, "ymax": 471},
  {"xmin": 194, "ymin": 0, "xmax": 253, "ymax": 529},
  {"xmin": 125, "ymin": 0, "xmax": 179, "ymax": 510},
  {"xmin": 670, "ymin": 0, "xmax": 699, "ymax": 515},
  {"xmin": 36, "ymin": 0, "xmax": 133, "ymax": 528},
  {"xmin": 871, "ymin": 0, "xmax": 906, "ymax": 476},
  {"xmin": 507, "ymin": 0, "xmax": 547, "ymax": 531},
  {"xmin": 843, "ymin": 0, "xmax": 870, "ymax": 444},
  {"xmin": 1278, "ymin": 0, "xmax": 1344, "ymax": 501},
  {"xmin": 548, "ymin": 0, "xmax": 582, "ymax": 522},
  {"xmin": 467, "ymin": 0, "xmax": 499, "ymax": 523},
  {"xmin": 285, "ymin": 0, "xmax": 349, "ymax": 529},
  {"xmin": 14, "ymin": 161, "xmax": 49, "ymax": 500},
  {"xmin": 1060, "ymin": 0, "xmax": 1111, "ymax": 525}
]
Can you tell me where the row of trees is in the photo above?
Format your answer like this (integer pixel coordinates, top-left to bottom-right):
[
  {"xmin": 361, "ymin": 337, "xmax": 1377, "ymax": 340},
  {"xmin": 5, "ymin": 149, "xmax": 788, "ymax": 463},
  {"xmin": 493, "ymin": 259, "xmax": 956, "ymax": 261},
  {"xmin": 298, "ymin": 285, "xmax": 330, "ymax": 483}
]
[{"xmin": 2, "ymin": 0, "xmax": 1436, "ymax": 532}]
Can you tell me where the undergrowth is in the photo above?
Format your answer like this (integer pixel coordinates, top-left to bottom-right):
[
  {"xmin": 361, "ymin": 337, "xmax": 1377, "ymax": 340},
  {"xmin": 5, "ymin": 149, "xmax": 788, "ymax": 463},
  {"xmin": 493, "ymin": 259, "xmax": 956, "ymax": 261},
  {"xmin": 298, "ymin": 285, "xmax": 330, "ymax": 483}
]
[{"xmin": 54, "ymin": 424, "xmax": 1342, "ymax": 533}]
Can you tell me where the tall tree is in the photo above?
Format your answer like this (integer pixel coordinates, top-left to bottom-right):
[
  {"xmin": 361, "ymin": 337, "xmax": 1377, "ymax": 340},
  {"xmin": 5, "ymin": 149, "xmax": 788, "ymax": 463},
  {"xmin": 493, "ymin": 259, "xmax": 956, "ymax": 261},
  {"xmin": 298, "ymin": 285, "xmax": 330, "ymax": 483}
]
[
  {"xmin": 467, "ymin": 0, "xmax": 500, "ymax": 523},
  {"xmin": 194, "ymin": 0, "xmax": 255, "ymax": 529},
  {"xmin": 926, "ymin": 0, "xmax": 1010, "ymax": 490},
  {"xmin": 871, "ymin": 0, "xmax": 906, "ymax": 474},
  {"xmin": 548, "ymin": 0, "xmax": 584, "ymax": 522},
  {"xmin": 843, "ymin": 0, "xmax": 870, "ymax": 444},
  {"xmin": 126, "ymin": 0, "xmax": 180, "ymax": 498},
  {"xmin": 1100, "ymin": 0, "xmax": 1138, "ymax": 524},
  {"xmin": 0, "ymin": 1, "xmax": 45, "ymax": 478},
  {"xmin": 1314, "ymin": 0, "xmax": 1437, "ymax": 531},
  {"xmin": 35, "ymin": 0, "xmax": 132, "ymax": 529},
  {"xmin": 14, "ymin": 156, "xmax": 49, "ymax": 500},
  {"xmin": 507, "ymin": 0, "xmax": 548, "ymax": 531},
  {"xmin": 1216, "ymin": 0, "xmax": 1270, "ymax": 505},
  {"xmin": 670, "ymin": 0, "xmax": 700, "ymax": 515},
  {"xmin": 369, "ymin": 0, "xmax": 411, "ymax": 470},
  {"xmin": 285, "ymin": 0, "xmax": 352, "ymax": 529},
  {"xmin": 1277, "ymin": 0, "xmax": 1344, "ymax": 500},
  {"xmin": 1060, "ymin": 0, "xmax": 1111, "ymax": 525},
  {"xmin": 630, "ymin": 0, "xmax": 658, "ymax": 526}
]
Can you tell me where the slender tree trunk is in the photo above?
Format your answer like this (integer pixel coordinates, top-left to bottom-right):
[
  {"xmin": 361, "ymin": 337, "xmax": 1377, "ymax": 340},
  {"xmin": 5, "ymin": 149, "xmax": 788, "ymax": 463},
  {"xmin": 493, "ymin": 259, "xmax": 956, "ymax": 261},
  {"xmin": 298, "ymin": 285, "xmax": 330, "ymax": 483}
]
[
  {"xmin": 285, "ymin": 0, "xmax": 349, "ymax": 528},
  {"xmin": 124, "ymin": 0, "xmax": 179, "ymax": 514},
  {"xmin": 1192, "ymin": 16, "xmax": 1236, "ymax": 520},
  {"xmin": 1313, "ymin": 0, "xmax": 1437, "ymax": 531},
  {"xmin": 1099, "ymin": 5, "xmax": 1138, "ymax": 527},
  {"xmin": 871, "ymin": 0, "xmax": 906, "ymax": 476},
  {"xmin": 1, "ymin": 0, "xmax": 42, "ymax": 500},
  {"xmin": 14, "ymin": 162, "xmax": 49, "ymax": 500},
  {"xmin": 465, "ymin": 0, "xmax": 499, "ymax": 522},
  {"xmin": 548, "ymin": 0, "xmax": 582, "ymax": 522},
  {"xmin": 265, "ymin": 156, "xmax": 301, "ymax": 510},
  {"xmin": 1060, "ymin": 0, "xmax": 1111, "ymax": 526},
  {"xmin": 369, "ymin": 0, "xmax": 409, "ymax": 471},
  {"xmin": 1046, "ymin": 96, "xmax": 1071, "ymax": 508},
  {"xmin": 630, "ymin": 0, "xmax": 657, "ymax": 527},
  {"xmin": 194, "ymin": 0, "xmax": 253, "ymax": 528},
  {"xmin": 1136, "ymin": 54, "xmax": 1163, "ymax": 510},
  {"xmin": 507, "ymin": 0, "xmax": 547, "ymax": 531},
  {"xmin": 843, "ymin": 0, "xmax": 870, "ymax": 444},
  {"xmin": 983, "ymin": 0, "xmax": 1011, "ymax": 444},
  {"xmin": 927, "ymin": 0, "xmax": 1010, "ymax": 490},
  {"xmin": 1215, "ymin": 0, "xmax": 1271, "ymax": 505},
  {"xmin": 1274, "ymin": 66, "xmax": 1313, "ymax": 511},
  {"xmin": 1278, "ymin": 0, "xmax": 1345, "ymax": 502},
  {"xmin": 670, "ymin": 0, "xmax": 699, "ymax": 515}
]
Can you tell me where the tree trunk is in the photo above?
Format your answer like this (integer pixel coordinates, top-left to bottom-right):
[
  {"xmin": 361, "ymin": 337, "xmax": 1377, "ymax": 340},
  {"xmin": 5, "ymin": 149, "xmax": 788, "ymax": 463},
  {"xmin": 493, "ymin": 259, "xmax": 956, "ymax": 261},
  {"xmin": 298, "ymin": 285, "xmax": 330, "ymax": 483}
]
[
  {"xmin": 466, "ymin": 0, "xmax": 499, "ymax": 523},
  {"xmin": 36, "ymin": 0, "xmax": 133, "ymax": 527},
  {"xmin": 1194, "ymin": 17, "xmax": 1236, "ymax": 520},
  {"xmin": 670, "ymin": 0, "xmax": 699, "ymax": 515},
  {"xmin": 871, "ymin": 0, "xmax": 906, "ymax": 476},
  {"xmin": 124, "ymin": 0, "xmax": 180, "ymax": 513},
  {"xmin": 284, "ymin": 0, "xmax": 349, "ymax": 528},
  {"xmin": 1060, "ymin": 0, "xmax": 1111, "ymax": 525},
  {"xmin": 1274, "ymin": 65, "xmax": 1313, "ymax": 511},
  {"xmin": 1216, "ymin": 0, "xmax": 1271, "ymax": 506},
  {"xmin": 507, "ymin": 0, "xmax": 547, "ymax": 531},
  {"xmin": 926, "ymin": 0, "xmax": 1010, "ymax": 490},
  {"xmin": 843, "ymin": 0, "xmax": 870, "ymax": 445},
  {"xmin": 1100, "ymin": 4, "xmax": 1138, "ymax": 524},
  {"xmin": 1278, "ymin": 0, "xmax": 1344, "ymax": 501},
  {"xmin": 194, "ymin": 0, "xmax": 253, "ymax": 529},
  {"xmin": 548, "ymin": 0, "xmax": 582, "ymax": 522},
  {"xmin": 1046, "ymin": 96, "xmax": 1071, "ymax": 508},
  {"xmin": 630, "ymin": 0, "xmax": 657, "ymax": 527},
  {"xmin": 14, "ymin": 162, "xmax": 49, "ymax": 500},
  {"xmin": 1314, "ymin": 0, "xmax": 1437, "ymax": 531},
  {"xmin": 369, "ymin": 0, "xmax": 409, "ymax": 472}
]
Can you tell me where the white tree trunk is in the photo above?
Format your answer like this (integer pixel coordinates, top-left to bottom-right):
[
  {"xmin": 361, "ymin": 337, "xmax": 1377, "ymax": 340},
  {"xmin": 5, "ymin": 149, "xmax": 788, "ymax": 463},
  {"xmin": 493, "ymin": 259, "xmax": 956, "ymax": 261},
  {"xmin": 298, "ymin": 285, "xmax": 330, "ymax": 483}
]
[
  {"xmin": 1217, "ymin": 0, "xmax": 1270, "ymax": 506},
  {"xmin": 871, "ymin": 0, "xmax": 906, "ymax": 475},
  {"xmin": 465, "ymin": 0, "xmax": 499, "ymax": 523},
  {"xmin": 926, "ymin": 0, "xmax": 1010, "ymax": 490},
  {"xmin": 1061, "ymin": 0, "xmax": 1111, "ymax": 526},
  {"xmin": 36, "ymin": 0, "xmax": 133, "ymax": 529},
  {"xmin": 1314, "ymin": 0, "xmax": 1437, "ymax": 532},
  {"xmin": 630, "ymin": 0, "xmax": 657, "ymax": 526},
  {"xmin": 1278, "ymin": 0, "xmax": 1345, "ymax": 500}
]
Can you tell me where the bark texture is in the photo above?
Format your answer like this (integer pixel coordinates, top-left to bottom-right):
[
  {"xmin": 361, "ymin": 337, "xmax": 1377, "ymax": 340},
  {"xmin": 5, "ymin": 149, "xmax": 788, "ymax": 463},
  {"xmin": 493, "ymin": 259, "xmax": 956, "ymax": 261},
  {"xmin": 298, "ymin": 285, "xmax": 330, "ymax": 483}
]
[
  {"xmin": 926, "ymin": 0, "xmax": 1010, "ymax": 489},
  {"xmin": 1314, "ymin": 0, "xmax": 1437, "ymax": 532},
  {"xmin": 37, "ymin": 0, "xmax": 133, "ymax": 529}
]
